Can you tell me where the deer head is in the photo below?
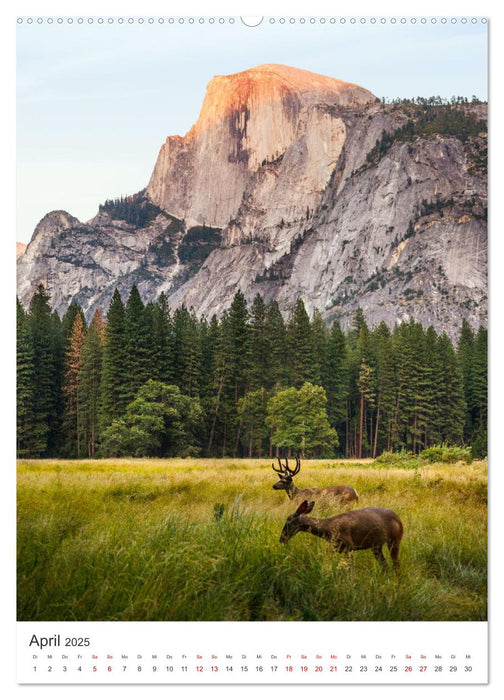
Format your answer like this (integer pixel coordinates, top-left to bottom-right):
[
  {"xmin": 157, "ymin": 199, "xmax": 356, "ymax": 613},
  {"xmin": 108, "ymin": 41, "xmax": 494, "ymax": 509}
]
[
  {"xmin": 279, "ymin": 499, "xmax": 315, "ymax": 542},
  {"xmin": 272, "ymin": 455, "xmax": 301, "ymax": 492}
]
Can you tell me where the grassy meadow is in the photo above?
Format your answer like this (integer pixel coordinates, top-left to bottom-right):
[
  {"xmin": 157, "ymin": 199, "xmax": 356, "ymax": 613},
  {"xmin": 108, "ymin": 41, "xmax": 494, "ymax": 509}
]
[{"xmin": 17, "ymin": 457, "xmax": 487, "ymax": 622}]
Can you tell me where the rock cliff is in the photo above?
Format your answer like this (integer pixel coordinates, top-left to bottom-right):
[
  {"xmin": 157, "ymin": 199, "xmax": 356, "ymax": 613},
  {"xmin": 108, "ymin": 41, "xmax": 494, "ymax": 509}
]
[{"xmin": 17, "ymin": 64, "xmax": 487, "ymax": 339}]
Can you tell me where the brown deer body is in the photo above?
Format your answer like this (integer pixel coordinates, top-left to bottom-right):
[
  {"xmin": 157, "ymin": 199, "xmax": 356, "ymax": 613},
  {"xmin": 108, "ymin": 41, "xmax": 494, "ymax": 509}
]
[
  {"xmin": 280, "ymin": 500, "xmax": 403, "ymax": 571},
  {"xmin": 272, "ymin": 457, "xmax": 358, "ymax": 505}
]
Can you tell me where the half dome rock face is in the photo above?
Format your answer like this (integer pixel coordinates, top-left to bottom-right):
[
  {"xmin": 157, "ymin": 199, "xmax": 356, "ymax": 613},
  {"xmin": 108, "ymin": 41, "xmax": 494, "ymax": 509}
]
[
  {"xmin": 17, "ymin": 63, "xmax": 487, "ymax": 340},
  {"xmin": 146, "ymin": 64, "xmax": 377, "ymax": 228}
]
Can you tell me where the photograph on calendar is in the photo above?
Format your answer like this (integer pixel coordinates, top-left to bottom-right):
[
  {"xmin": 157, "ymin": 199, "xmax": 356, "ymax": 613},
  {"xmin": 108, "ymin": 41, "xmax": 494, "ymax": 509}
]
[{"xmin": 16, "ymin": 17, "xmax": 487, "ymax": 625}]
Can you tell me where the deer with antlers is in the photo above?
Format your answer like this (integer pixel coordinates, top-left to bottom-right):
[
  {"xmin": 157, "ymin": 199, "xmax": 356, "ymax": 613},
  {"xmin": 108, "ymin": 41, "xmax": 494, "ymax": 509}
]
[
  {"xmin": 272, "ymin": 456, "xmax": 359, "ymax": 505},
  {"xmin": 280, "ymin": 500, "xmax": 403, "ymax": 571}
]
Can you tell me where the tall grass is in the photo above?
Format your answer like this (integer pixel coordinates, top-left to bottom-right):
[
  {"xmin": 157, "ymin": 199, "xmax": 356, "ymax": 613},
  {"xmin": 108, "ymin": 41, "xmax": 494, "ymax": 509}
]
[{"xmin": 17, "ymin": 458, "xmax": 487, "ymax": 622}]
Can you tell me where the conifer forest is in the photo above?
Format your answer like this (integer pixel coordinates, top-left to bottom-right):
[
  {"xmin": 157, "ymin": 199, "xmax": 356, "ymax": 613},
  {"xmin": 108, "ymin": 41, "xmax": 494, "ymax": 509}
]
[{"xmin": 16, "ymin": 285, "xmax": 487, "ymax": 461}]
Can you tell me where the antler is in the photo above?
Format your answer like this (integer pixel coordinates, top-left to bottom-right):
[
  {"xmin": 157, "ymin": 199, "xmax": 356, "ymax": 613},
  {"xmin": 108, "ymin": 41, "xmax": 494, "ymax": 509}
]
[{"xmin": 272, "ymin": 456, "xmax": 301, "ymax": 476}]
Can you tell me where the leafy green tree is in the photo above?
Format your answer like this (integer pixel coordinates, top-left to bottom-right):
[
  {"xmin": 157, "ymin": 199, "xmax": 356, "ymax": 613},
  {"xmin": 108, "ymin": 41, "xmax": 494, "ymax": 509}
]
[
  {"xmin": 101, "ymin": 380, "xmax": 203, "ymax": 457},
  {"xmin": 266, "ymin": 382, "xmax": 338, "ymax": 457},
  {"xmin": 237, "ymin": 388, "xmax": 269, "ymax": 457}
]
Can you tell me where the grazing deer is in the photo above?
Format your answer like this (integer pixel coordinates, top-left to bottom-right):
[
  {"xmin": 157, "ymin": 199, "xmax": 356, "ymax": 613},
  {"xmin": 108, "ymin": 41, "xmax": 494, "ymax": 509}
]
[
  {"xmin": 280, "ymin": 500, "xmax": 403, "ymax": 571},
  {"xmin": 272, "ymin": 456, "xmax": 358, "ymax": 505}
]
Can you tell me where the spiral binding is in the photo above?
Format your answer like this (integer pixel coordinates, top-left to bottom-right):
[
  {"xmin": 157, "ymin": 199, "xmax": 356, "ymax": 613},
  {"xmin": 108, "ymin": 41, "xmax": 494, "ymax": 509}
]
[{"xmin": 16, "ymin": 17, "xmax": 488, "ymax": 25}]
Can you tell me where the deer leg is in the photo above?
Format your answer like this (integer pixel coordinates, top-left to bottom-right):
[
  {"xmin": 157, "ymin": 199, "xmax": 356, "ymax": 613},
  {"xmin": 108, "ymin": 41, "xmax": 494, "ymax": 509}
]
[
  {"xmin": 388, "ymin": 542, "xmax": 401, "ymax": 573},
  {"xmin": 372, "ymin": 546, "xmax": 387, "ymax": 569}
]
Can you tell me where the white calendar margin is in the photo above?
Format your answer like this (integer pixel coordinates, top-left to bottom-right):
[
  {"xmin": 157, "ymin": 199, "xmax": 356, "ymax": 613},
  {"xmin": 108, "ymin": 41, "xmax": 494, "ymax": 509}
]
[
  {"xmin": 5, "ymin": 0, "xmax": 500, "ymax": 697},
  {"xmin": 16, "ymin": 621, "xmax": 488, "ymax": 684}
]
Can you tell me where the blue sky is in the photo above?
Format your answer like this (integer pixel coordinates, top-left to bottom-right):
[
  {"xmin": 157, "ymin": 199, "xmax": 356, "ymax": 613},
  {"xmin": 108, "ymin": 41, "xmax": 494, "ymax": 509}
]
[{"xmin": 16, "ymin": 16, "xmax": 488, "ymax": 243}]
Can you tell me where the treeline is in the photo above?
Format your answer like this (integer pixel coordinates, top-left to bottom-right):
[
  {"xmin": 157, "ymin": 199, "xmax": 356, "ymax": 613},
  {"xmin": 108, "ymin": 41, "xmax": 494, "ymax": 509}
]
[
  {"xmin": 383, "ymin": 96, "xmax": 484, "ymax": 106},
  {"xmin": 16, "ymin": 285, "xmax": 487, "ymax": 460},
  {"xmin": 99, "ymin": 194, "xmax": 163, "ymax": 228}
]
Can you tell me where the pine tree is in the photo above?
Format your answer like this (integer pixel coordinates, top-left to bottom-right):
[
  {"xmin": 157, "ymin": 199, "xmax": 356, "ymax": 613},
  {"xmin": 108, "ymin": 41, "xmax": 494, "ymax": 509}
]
[
  {"xmin": 394, "ymin": 321, "xmax": 432, "ymax": 453},
  {"xmin": 227, "ymin": 291, "xmax": 252, "ymax": 454},
  {"xmin": 101, "ymin": 289, "xmax": 128, "ymax": 426},
  {"xmin": 207, "ymin": 311, "xmax": 233, "ymax": 455},
  {"xmin": 323, "ymin": 321, "xmax": 348, "ymax": 451},
  {"xmin": 286, "ymin": 298, "xmax": 317, "ymax": 388},
  {"xmin": 79, "ymin": 309, "xmax": 105, "ymax": 457},
  {"xmin": 124, "ymin": 285, "xmax": 152, "ymax": 403},
  {"xmin": 249, "ymin": 293, "xmax": 269, "ymax": 391},
  {"xmin": 26, "ymin": 285, "xmax": 63, "ymax": 456},
  {"xmin": 457, "ymin": 319, "xmax": 476, "ymax": 442},
  {"xmin": 264, "ymin": 300, "xmax": 288, "ymax": 389},
  {"xmin": 434, "ymin": 332, "xmax": 466, "ymax": 445},
  {"xmin": 147, "ymin": 293, "xmax": 174, "ymax": 385},
  {"xmin": 62, "ymin": 313, "xmax": 86, "ymax": 456},
  {"xmin": 16, "ymin": 299, "xmax": 35, "ymax": 456},
  {"xmin": 370, "ymin": 322, "xmax": 396, "ymax": 455},
  {"xmin": 469, "ymin": 327, "xmax": 487, "ymax": 451},
  {"xmin": 311, "ymin": 308, "xmax": 327, "ymax": 386},
  {"xmin": 61, "ymin": 303, "xmax": 86, "ymax": 347},
  {"xmin": 172, "ymin": 306, "xmax": 203, "ymax": 397}
]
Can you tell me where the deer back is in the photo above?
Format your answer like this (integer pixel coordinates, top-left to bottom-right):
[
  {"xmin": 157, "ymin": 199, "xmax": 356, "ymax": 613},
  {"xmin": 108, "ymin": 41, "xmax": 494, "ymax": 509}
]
[
  {"xmin": 325, "ymin": 507, "xmax": 403, "ymax": 550},
  {"xmin": 297, "ymin": 484, "xmax": 359, "ymax": 504}
]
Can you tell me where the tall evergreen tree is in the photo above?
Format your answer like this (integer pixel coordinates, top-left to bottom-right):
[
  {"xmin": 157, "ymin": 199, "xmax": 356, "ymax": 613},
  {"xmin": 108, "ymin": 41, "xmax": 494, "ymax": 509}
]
[
  {"xmin": 172, "ymin": 306, "xmax": 203, "ymax": 397},
  {"xmin": 311, "ymin": 308, "xmax": 327, "ymax": 386},
  {"xmin": 469, "ymin": 327, "xmax": 488, "ymax": 453},
  {"xmin": 371, "ymin": 322, "xmax": 396, "ymax": 455},
  {"xmin": 26, "ymin": 285, "xmax": 63, "ymax": 456},
  {"xmin": 227, "ymin": 291, "xmax": 252, "ymax": 454},
  {"xmin": 286, "ymin": 298, "xmax": 317, "ymax": 388},
  {"xmin": 323, "ymin": 320, "xmax": 349, "ymax": 452},
  {"xmin": 457, "ymin": 319, "xmax": 476, "ymax": 442},
  {"xmin": 264, "ymin": 300, "xmax": 288, "ymax": 389},
  {"xmin": 79, "ymin": 309, "xmax": 105, "ymax": 457},
  {"xmin": 16, "ymin": 298, "xmax": 35, "ymax": 457},
  {"xmin": 62, "ymin": 313, "xmax": 86, "ymax": 456},
  {"xmin": 249, "ymin": 294, "xmax": 269, "ymax": 391},
  {"xmin": 147, "ymin": 292, "xmax": 174, "ymax": 385},
  {"xmin": 207, "ymin": 311, "xmax": 233, "ymax": 455},
  {"xmin": 124, "ymin": 285, "xmax": 152, "ymax": 403},
  {"xmin": 434, "ymin": 332, "xmax": 466, "ymax": 445},
  {"xmin": 101, "ymin": 289, "xmax": 128, "ymax": 426}
]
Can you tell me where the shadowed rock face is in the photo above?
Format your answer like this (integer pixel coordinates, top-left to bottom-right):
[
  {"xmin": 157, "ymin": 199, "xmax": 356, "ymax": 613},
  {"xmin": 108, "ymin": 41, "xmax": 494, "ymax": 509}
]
[{"xmin": 17, "ymin": 65, "xmax": 487, "ymax": 339}]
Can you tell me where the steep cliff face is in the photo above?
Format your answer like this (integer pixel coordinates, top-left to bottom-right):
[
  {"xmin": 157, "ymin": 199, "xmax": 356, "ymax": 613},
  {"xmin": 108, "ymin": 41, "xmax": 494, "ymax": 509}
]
[
  {"xmin": 17, "ymin": 65, "xmax": 487, "ymax": 339},
  {"xmin": 146, "ymin": 64, "xmax": 377, "ymax": 228}
]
